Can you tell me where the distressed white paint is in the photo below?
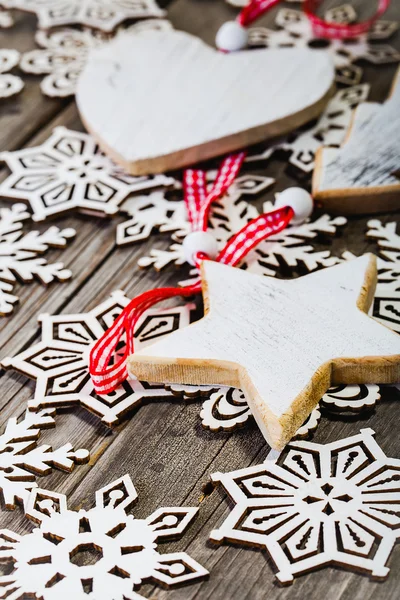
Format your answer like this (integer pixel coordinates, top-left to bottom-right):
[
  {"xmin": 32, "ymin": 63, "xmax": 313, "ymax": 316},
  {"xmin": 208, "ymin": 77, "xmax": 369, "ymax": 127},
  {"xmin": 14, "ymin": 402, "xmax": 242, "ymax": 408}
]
[
  {"xmin": 77, "ymin": 29, "xmax": 334, "ymax": 175},
  {"xmin": 313, "ymin": 68, "xmax": 400, "ymax": 214},
  {"xmin": 210, "ymin": 429, "xmax": 400, "ymax": 583},
  {"xmin": 128, "ymin": 255, "xmax": 400, "ymax": 450}
]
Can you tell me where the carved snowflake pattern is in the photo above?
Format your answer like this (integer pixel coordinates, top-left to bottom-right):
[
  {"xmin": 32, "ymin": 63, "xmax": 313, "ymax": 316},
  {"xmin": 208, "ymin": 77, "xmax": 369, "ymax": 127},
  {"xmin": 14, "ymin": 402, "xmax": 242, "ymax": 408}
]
[
  {"xmin": 247, "ymin": 84, "xmax": 370, "ymax": 174},
  {"xmin": 2, "ymin": 291, "xmax": 193, "ymax": 426},
  {"xmin": 248, "ymin": 6, "xmax": 400, "ymax": 86},
  {"xmin": 1, "ymin": 0, "xmax": 165, "ymax": 31},
  {"xmin": 0, "ymin": 127, "xmax": 175, "ymax": 221},
  {"xmin": 366, "ymin": 220, "xmax": 400, "ymax": 333},
  {"xmin": 117, "ymin": 187, "xmax": 189, "ymax": 247},
  {"xmin": 20, "ymin": 20, "xmax": 173, "ymax": 98},
  {"xmin": 210, "ymin": 429, "xmax": 400, "ymax": 584},
  {"xmin": 0, "ymin": 203, "xmax": 75, "ymax": 316},
  {"xmin": 0, "ymin": 48, "xmax": 23, "ymax": 98},
  {"xmin": 168, "ymin": 384, "xmax": 381, "ymax": 438},
  {"xmin": 0, "ymin": 474, "xmax": 208, "ymax": 599},
  {"xmin": 0, "ymin": 408, "xmax": 89, "ymax": 510}
]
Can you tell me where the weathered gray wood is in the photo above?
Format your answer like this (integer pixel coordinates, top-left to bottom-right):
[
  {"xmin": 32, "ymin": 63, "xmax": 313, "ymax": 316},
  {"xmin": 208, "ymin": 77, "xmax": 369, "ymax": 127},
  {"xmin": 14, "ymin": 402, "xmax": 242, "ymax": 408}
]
[{"xmin": 0, "ymin": 1, "xmax": 399, "ymax": 599}]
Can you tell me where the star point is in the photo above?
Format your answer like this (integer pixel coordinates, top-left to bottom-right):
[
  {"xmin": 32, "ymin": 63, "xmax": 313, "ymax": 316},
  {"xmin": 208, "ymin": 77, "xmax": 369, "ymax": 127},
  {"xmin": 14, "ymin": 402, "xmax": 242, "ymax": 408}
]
[{"xmin": 128, "ymin": 254, "xmax": 400, "ymax": 449}]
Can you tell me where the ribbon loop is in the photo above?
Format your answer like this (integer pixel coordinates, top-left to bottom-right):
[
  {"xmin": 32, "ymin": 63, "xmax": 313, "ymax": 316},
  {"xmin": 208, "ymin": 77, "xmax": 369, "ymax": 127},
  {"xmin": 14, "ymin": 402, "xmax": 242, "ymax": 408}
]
[{"xmin": 238, "ymin": 0, "xmax": 390, "ymax": 39}]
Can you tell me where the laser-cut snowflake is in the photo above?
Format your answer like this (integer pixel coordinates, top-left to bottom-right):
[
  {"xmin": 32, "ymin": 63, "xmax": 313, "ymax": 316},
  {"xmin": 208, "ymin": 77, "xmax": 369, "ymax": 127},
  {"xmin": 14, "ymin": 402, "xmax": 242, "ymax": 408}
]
[
  {"xmin": 168, "ymin": 384, "xmax": 381, "ymax": 438},
  {"xmin": 366, "ymin": 219, "xmax": 400, "ymax": 333},
  {"xmin": 0, "ymin": 474, "xmax": 208, "ymax": 599},
  {"xmin": 1, "ymin": 0, "xmax": 165, "ymax": 31},
  {"xmin": 2, "ymin": 291, "xmax": 193, "ymax": 426},
  {"xmin": 210, "ymin": 428, "xmax": 400, "ymax": 584},
  {"xmin": 0, "ymin": 48, "xmax": 23, "ymax": 98},
  {"xmin": 248, "ymin": 6, "xmax": 399, "ymax": 87},
  {"xmin": 0, "ymin": 203, "xmax": 75, "ymax": 316},
  {"xmin": 0, "ymin": 127, "xmax": 175, "ymax": 221},
  {"xmin": 117, "ymin": 188, "xmax": 189, "ymax": 247},
  {"xmin": 247, "ymin": 84, "xmax": 370, "ymax": 174},
  {"xmin": 0, "ymin": 408, "xmax": 89, "ymax": 510},
  {"xmin": 20, "ymin": 20, "xmax": 173, "ymax": 98}
]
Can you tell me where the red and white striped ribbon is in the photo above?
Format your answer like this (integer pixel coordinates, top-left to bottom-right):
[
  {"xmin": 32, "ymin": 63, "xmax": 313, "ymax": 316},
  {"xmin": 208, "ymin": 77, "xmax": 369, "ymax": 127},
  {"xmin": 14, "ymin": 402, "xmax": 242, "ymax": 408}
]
[
  {"xmin": 184, "ymin": 152, "xmax": 246, "ymax": 232},
  {"xmin": 89, "ymin": 155, "xmax": 294, "ymax": 394},
  {"xmin": 238, "ymin": 0, "xmax": 391, "ymax": 38}
]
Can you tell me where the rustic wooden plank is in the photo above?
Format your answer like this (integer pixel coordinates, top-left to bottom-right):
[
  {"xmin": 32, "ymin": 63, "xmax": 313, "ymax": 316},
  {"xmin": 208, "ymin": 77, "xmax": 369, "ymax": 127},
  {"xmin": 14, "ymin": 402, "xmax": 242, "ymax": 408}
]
[{"xmin": 0, "ymin": 1, "xmax": 399, "ymax": 599}]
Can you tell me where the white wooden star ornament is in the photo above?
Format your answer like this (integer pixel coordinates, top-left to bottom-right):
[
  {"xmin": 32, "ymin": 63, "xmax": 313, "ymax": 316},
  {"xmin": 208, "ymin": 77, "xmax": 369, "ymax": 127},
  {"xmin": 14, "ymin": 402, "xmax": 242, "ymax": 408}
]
[{"xmin": 128, "ymin": 254, "xmax": 400, "ymax": 450}]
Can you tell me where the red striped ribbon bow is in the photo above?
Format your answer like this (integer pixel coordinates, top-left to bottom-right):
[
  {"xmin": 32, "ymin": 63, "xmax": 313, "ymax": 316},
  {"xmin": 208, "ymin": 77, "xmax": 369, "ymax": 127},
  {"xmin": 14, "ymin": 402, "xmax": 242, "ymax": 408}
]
[
  {"xmin": 238, "ymin": 0, "xmax": 391, "ymax": 39},
  {"xmin": 89, "ymin": 153, "xmax": 294, "ymax": 394}
]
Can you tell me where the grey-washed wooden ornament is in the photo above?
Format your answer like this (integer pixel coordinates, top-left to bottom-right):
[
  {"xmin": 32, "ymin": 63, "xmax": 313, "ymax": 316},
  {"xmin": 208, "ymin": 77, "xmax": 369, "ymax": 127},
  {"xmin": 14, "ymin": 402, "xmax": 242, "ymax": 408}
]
[
  {"xmin": 210, "ymin": 428, "xmax": 400, "ymax": 584},
  {"xmin": 313, "ymin": 68, "xmax": 400, "ymax": 214},
  {"xmin": 128, "ymin": 255, "xmax": 400, "ymax": 450},
  {"xmin": 77, "ymin": 29, "xmax": 334, "ymax": 175}
]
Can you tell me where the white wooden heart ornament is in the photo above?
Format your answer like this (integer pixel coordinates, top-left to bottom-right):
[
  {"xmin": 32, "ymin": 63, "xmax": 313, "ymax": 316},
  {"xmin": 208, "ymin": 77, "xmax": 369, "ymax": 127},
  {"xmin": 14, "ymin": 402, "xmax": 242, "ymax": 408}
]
[{"xmin": 76, "ymin": 29, "xmax": 335, "ymax": 175}]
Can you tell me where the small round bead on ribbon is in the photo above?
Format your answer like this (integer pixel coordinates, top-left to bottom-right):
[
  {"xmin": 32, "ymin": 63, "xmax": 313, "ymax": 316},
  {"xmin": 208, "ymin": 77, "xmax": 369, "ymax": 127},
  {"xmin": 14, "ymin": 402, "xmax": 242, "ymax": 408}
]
[
  {"xmin": 89, "ymin": 152, "xmax": 313, "ymax": 395},
  {"xmin": 215, "ymin": 0, "xmax": 391, "ymax": 51}
]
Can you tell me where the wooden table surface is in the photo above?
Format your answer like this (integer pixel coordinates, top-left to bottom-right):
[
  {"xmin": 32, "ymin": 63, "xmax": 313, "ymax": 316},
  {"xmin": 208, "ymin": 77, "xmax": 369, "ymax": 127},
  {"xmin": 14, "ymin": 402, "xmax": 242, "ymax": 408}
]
[{"xmin": 0, "ymin": 1, "xmax": 399, "ymax": 599}]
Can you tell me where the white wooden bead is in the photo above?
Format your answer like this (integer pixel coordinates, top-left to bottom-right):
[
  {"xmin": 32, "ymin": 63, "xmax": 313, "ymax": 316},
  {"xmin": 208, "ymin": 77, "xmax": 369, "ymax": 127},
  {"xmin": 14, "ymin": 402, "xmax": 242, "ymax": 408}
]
[
  {"xmin": 275, "ymin": 187, "xmax": 314, "ymax": 224},
  {"xmin": 182, "ymin": 231, "xmax": 219, "ymax": 265},
  {"xmin": 215, "ymin": 21, "xmax": 248, "ymax": 52}
]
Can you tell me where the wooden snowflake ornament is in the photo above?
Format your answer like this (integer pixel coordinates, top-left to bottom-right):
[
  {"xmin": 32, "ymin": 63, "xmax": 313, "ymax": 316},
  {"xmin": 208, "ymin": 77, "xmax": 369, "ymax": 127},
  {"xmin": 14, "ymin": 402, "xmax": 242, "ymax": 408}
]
[
  {"xmin": 0, "ymin": 127, "xmax": 174, "ymax": 221},
  {"xmin": 0, "ymin": 475, "xmax": 207, "ymax": 599},
  {"xmin": 0, "ymin": 48, "xmax": 23, "ymax": 98},
  {"xmin": 0, "ymin": 409, "xmax": 89, "ymax": 510},
  {"xmin": 0, "ymin": 203, "xmax": 75, "ymax": 315},
  {"xmin": 2, "ymin": 291, "xmax": 193, "ymax": 426},
  {"xmin": 313, "ymin": 68, "xmax": 400, "ymax": 214},
  {"xmin": 77, "ymin": 28, "xmax": 334, "ymax": 175},
  {"xmin": 128, "ymin": 255, "xmax": 400, "ymax": 450},
  {"xmin": 1, "ymin": 0, "xmax": 165, "ymax": 31},
  {"xmin": 210, "ymin": 429, "xmax": 400, "ymax": 584}
]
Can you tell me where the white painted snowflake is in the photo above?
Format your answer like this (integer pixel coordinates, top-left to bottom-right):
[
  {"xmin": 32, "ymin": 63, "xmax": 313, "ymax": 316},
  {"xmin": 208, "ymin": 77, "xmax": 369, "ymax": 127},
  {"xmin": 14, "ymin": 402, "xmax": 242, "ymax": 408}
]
[
  {"xmin": 244, "ymin": 205, "xmax": 347, "ymax": 277},
  {"xmin": 2, "ymin": 291, "xmax": 193, "ymax": 426},
  {"xmin": 117, "ymin": 188, "xmax": 189, "ymax": 247},
  {"xmin": 0, "ymin": 203, "xmax": 75, "ymax": 315},
  {"xmin": 0, "ymin": 48, "xmax": 23, "ymax": 98},
  {"xmin": 366, "ymin": 220, "xmax": 400, "ymax": 333},
  {"xmin": 20, "ymin": 20, "xmax": 173, "ymax": 98},
  {"xmin": 0, "ymin": 474, "xmax": 208, "ymax": 599},
  {"xmin": 0, "ymin": 127, "xmax": 175, "ymax": 221},
  {"xmin": 248, "ymin": 6, "xmax": 399, "ymax": 86},
  {"xmin": 247, "ymin": 84, "xmax": 370, "ymax": 174},
  {"xmin": 1, "ymin": 0, "xmax": 165, "ymax": 31},
  {"xmin": 210, "ymin": 428, "xmax": 400, "ymax": 584},
  {"xmin": 0, "ymin": 408, "xmax": 89, "ymax": 510}
]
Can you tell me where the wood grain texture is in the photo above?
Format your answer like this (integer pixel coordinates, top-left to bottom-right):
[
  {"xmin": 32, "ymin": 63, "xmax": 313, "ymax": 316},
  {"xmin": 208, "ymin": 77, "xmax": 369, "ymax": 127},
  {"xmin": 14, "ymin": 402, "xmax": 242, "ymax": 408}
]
[
  {"xmin": 313, "ymin": 67, "xmax": 400, "ymax": 214},
  {"xmin": 77, "ymin": 29, "xmax": 335, "ymax": 175},
  {"xmin": 0, "ymin": 0, "xmax": 399, "ymax": 598},
  {"xmin": 128, "ymin": 255, "xmax": 400, "ymax": 450}
]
